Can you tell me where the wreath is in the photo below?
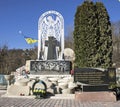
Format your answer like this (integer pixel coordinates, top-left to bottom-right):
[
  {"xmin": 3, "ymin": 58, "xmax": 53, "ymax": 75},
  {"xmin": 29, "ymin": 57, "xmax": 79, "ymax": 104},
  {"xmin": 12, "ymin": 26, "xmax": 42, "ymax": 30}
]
[{"xmin": 32, "ymin": 79, "xmax": 47, "ymax": 98}]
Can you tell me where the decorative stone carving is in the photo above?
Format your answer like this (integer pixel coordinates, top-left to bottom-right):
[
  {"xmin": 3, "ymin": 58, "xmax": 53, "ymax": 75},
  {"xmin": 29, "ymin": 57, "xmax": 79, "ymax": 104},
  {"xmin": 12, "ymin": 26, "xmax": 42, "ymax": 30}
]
[{"xmin": 38, "ymin": 10, "xmax": 64, "ymax": 60}]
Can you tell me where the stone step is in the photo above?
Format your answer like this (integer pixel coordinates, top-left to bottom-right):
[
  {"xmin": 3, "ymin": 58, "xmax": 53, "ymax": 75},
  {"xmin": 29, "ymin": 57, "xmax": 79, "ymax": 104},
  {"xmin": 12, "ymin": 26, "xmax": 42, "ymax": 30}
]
[
  {"xmin": 50, "ymin": 94, "xmax": 75, "ymax": 99},
  {"xmin": 75, "ymin": 91, "xmax": 116, "ymax": 102},
  {"xmin": 0, "ymin": 85, "xmax": 7, "ymax": 90},
  {"xmin": 1, "ymin": 94, "xmax": 36, "ymax": 99},
  {"xmin": 7, "ymin": 85, "xmax": 30, "ymax": 96}
]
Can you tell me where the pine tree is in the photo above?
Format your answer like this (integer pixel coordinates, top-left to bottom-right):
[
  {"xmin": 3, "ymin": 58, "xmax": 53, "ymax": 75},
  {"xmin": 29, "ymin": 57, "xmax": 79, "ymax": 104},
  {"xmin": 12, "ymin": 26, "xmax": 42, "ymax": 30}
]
[{"xmin": 74, "ymin": 1, "xmax": 112, "ymax": 68}]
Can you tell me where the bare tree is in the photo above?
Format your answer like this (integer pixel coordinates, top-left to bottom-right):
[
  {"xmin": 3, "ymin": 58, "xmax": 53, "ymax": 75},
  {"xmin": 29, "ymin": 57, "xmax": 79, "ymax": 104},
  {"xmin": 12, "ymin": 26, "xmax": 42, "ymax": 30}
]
[
  {"xmin": 65, "ymin": 26, "xmax": 74, "ymax": 49},
  {"xmin": 112, "ymin": 21, "xmax": 120, "ymax": 67}
]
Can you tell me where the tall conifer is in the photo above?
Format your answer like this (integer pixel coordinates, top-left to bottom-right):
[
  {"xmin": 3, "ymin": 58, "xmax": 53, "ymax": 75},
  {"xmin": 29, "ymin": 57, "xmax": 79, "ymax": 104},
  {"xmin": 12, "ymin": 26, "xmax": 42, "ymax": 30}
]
[{"xmin": 74, "ymin": 1, "xmax": 112, "ymax": 68}]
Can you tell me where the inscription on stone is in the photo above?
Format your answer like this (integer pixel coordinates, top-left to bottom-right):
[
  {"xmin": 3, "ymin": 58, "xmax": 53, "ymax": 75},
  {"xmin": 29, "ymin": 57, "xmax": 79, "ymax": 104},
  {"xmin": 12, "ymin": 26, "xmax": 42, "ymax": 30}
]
[
  {"xmin": 74, "ymin": 68, "xmax": 116, "ymax": 91},
  {"xmin": 74, "ymin": 68, "xmax": 109, "ymax": 85},
  {"xmin": 74, "ymin": 71, "xmax": 107, "ymax": 85},
  {"xmin": 30, "ymin": 60, "xmax": 72, "ymax": 75}
]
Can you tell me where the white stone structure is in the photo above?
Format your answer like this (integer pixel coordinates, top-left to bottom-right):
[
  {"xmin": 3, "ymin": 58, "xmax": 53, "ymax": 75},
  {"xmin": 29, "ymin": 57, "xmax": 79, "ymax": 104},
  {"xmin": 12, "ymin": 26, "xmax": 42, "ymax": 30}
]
[
  {"xmin": 38, "ymin": 10, "xmax": 64, "ymax": 60},
  {"xmin": 64, "ymin": 48, "xmax": 75, "ymax": 61}
]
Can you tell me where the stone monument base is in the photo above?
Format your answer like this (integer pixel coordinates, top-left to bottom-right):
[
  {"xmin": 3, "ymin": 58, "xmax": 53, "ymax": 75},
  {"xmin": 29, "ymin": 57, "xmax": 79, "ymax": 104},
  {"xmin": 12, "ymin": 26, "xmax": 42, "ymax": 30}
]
[
  {"xmin": 75, "ymin": 91, "xmax": 116, "ymax": 102},
  {"xmin": 79, "ymin": 85, "xmax": 109, "ymax": 91},
  {"xmin": 2, "ymin": 94, "xmax": 36, "ymax": 99},
  {"xmin": 6, "ymin": 84, "xmax": 30, "ymax": 96}
]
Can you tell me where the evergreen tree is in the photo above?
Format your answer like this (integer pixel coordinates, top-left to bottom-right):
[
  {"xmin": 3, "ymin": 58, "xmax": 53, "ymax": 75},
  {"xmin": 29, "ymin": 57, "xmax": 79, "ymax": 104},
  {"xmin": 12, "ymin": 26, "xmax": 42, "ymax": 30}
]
[
  {"xmin": 95, "ymin": 2, "xmax": 112, "ymax": 68},
  {"xmin": 74, "ymin": 1, "xmax": 112, "ymax": 68}
]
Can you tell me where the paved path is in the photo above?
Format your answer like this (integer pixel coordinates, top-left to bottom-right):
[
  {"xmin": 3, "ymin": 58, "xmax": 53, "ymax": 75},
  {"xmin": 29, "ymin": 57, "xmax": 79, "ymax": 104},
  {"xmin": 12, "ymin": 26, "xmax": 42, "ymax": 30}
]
[{"xmin": 0, "ymin": 92, "xmax": 120, "ymax": 107}]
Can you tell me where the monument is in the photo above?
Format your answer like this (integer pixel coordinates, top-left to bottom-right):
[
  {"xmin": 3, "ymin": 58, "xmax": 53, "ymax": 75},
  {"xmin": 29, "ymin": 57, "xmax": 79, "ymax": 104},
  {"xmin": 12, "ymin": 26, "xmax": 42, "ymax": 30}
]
[
  {"xmin": 2, "ymin": 11, "xmax": 74, "ymax": 98},
  {"xmin": 38, "ymin": 10, "xmax": 64, "ymax": 60},
  {"xmin": 30, "ymin": 10, "xmax": 72, "ymax": 74},
  {"xmin": 74, "ymin": 68, "xmax": 117, "ymax": 101},
  {"xmin": 74, "ymin": 68, "xmax": 116, "ymax": 91}
]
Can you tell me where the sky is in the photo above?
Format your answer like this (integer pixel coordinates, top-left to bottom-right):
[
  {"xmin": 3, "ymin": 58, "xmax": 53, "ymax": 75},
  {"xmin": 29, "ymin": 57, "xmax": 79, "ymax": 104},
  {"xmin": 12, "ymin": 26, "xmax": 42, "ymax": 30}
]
[{"xmin": 0, "ymin": 0, "xmax": 120, "ymax": 49}]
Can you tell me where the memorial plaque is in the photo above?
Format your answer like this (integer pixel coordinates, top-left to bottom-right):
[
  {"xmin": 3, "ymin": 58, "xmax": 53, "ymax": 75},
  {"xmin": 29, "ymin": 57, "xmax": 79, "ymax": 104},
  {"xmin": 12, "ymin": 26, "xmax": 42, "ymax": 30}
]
[
  {"xmin": 74, "ymin": 68, "xmax": 109, "ymax": 85},
  {"xmin": 74, "ymin": 68, "xmax": 116, "ymax": 91},
  {"xmin": 30, "ymin": 60, "xmax": 72, "ymax": 75}
]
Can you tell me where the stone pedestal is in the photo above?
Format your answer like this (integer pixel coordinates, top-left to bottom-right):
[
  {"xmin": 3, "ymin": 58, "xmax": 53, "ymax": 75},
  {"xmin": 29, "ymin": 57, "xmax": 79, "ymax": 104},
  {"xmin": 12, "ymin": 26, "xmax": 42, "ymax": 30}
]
[
  {"xmin": 7, "ymin": 85, "xmax": 30, "ymax": 96},
  {"xmin": 75, "ymin": 91, "xmax": 116, "ymax": 102}
]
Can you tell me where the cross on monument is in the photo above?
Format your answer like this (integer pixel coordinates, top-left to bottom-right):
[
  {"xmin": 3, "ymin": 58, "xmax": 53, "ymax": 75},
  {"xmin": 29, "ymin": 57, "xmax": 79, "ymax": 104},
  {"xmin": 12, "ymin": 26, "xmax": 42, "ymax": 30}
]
[
  {"xmin": 38, "ymin": 10, "xmax": 64, "ymax": 60},
  {"xmin": 45, "ymin": 36, "xmax": 59, "ymax": 60}
]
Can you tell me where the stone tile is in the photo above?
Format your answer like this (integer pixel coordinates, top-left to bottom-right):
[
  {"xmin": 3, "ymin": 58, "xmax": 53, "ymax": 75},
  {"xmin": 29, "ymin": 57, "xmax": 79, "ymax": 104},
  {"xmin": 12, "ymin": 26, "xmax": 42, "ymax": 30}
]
[
  {"xmin": 0, "ymin": 92, "xmax": 120, "ymax": 107},
  {"xmin": 75, "ymin": 92, "xmax": 116, "ymax": 102}
]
